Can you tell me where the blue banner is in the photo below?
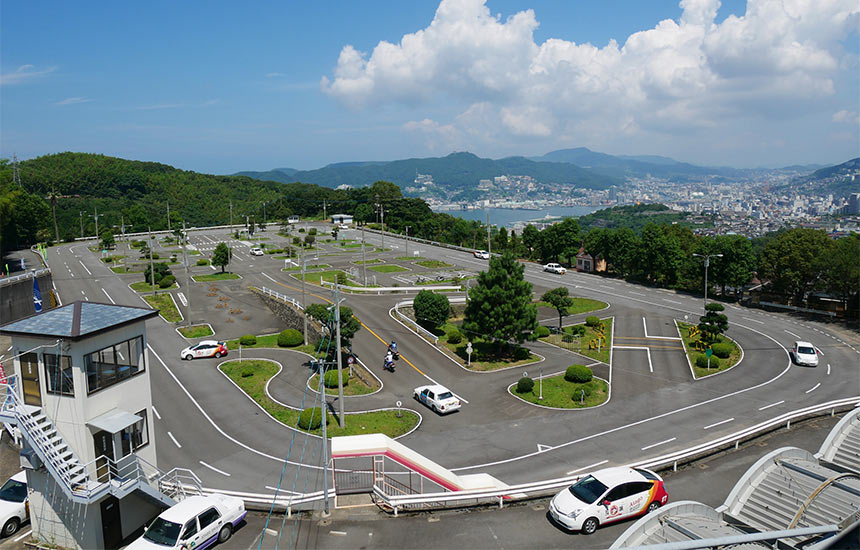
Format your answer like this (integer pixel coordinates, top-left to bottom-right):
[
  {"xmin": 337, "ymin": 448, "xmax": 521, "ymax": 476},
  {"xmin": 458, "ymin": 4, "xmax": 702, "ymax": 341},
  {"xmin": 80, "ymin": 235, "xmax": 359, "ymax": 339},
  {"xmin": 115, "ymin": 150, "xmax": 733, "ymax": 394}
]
[{"xmin": 33, "ymin": 277, "xmax": 42, "ymax": 313}]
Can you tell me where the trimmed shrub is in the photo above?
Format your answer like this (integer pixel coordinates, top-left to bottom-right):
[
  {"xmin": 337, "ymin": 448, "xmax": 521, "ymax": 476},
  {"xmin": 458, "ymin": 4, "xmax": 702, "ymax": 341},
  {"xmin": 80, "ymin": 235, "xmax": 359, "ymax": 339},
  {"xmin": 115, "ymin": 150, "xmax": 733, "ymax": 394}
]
[
  {"xmin": 695, "ymin": 354, "xmax": 720, "ymax": 369},
  {"xmin": 535, "ymin": 325, "xmax": 551, "ymax": 338},
  {"xmin": 565, "ymin": 364, "xmax": 593, "ymax": 383},
  {"xmin": 569, "ymin": 325, "xmax": 586, "ymax": 337},
  {"xmin": 324, "ymin": 369, "xmax": 347, "ymax": 388},
  {"xmin": 447, "ymin": 330, "xmax": 462, "ymax": 344},
  {"xmin": 158, "ymin": 275, "xmax": 176, "ymax": 288},
  {"xmin": 239, "ymin": 334, "xmax": 257, "ymax": 346},
  {"xmin": 151, "ymin": 253, "xmax": 160, "ymax": 260},
  {"xmin": 196, "ymin": 258, "xmax": 209, "ymax": 266},
  {"xmin": 516, "ymin": 377, "xmax": 534, "ymax": 393},
  {"xmin": 241, "ymin": 368, "xmax": 254, "ymax": 378},
  {"xmin": 298, "ymin": 407, "xmax": 323, "ymax": 430},
  {"xmin": 278, "ymin": 329, "xmax": 303, "ymax": 347},
  {"xmin": 585, "ymin": 316, "xmax": 600, "ymax": 327},
  {"xmin": 711, "ymin": 342, "xmax": 732, "ymax": 359},
  {"xmin": 513, "ymin": 346, "xmax": 530, "ymax": 360}
]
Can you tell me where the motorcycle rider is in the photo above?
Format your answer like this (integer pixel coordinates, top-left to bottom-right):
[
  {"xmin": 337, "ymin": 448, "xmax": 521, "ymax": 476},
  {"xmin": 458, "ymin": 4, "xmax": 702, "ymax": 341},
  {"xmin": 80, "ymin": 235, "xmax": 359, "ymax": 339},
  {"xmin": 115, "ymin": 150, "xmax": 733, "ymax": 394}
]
[
  {"xmin": 384, "ymin": 350, "xmax": 395, "ymax": 371},
  {"xmin": 388, "ymin": 341, "xmax": 399, "ymax": 359}
]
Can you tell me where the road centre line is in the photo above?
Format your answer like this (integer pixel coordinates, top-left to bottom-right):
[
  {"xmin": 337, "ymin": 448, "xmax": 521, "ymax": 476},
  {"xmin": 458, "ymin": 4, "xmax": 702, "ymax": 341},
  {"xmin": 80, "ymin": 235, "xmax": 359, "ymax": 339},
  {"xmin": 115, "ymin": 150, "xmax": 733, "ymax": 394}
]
[
  {"xmin": 78, "ymin": 259, "xmax": 92, "ymax": 275},
  {"xmin": 152, "ymin": 406, "xmax": 161, "ymax": 420},
  {"xmin": 703, "ymin": 418, "xmax": 734, "ymax": 430},
  {"xmin": 805, "ymin": 383, "xmax": 821, "ymax": 394},
  {"xmin": 784, "ymin": 330, "xmax": 800, "ymax": 338},
  {"xmin": 827, "ymin": 363, "xmax": 831, "ymax": 375},
  {"xmin": 742, "ymin": 316, "xmax": 765, "ymax": 324},
  {"xmin": 101, "ymin": 288, "xmax": 115, "ymax": 304},
  {"xmin": 199, "ymin": 461, "xmax": 231, "ymax": 476},
  {"xmin": 663, "ymin": 299, "xmax": 683, "ymax": 305},
  {"xmin": 168, "ymin": 431, "xmax": 182, "ymax": 448},
  {"xmin": 641, "ymin": 437, "xmax": 676, "ymax": 451},
  {"xmin": 758, "ymin": 400, "xmax": 785, "ymax": 410},
  {"xmin": 566, "ymin": 459, "xmax": 608, "ymax": 475}
]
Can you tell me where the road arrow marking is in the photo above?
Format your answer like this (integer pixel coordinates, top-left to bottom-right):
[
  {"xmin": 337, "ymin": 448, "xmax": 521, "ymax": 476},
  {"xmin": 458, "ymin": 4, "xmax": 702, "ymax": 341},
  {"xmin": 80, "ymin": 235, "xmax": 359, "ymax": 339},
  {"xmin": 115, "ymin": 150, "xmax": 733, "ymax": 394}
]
[{"xmin": 177, "ymin": 292, "xmax": 188, "ymax": 307}]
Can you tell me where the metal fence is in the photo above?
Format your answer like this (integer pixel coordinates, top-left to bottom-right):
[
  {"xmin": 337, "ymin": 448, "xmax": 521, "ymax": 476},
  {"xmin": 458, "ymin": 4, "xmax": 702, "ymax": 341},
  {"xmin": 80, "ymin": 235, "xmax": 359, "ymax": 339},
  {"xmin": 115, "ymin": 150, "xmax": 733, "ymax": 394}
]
[{"xmin": 259, "ymin": 286, "xmax": 303, "ymax": 309}]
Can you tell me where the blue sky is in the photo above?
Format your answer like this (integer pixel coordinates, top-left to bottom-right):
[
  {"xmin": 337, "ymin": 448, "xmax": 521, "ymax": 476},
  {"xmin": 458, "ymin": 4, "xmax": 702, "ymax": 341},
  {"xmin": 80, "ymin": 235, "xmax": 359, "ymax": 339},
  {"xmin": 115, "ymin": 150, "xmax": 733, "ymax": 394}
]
[{"xmin": 2, "ymin": 0, "xmax": 857, "ymax": 174}]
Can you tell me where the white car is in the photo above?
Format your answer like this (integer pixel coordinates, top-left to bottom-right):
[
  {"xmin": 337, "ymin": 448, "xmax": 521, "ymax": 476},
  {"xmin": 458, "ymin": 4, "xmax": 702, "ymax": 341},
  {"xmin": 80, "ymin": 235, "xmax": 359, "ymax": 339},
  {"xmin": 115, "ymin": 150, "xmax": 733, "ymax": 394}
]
[
  {"xmin": 473, "ymin": 250, "xmax": 490, "ymax": 260},
  {"xmin": 126, "ymin": 494, "xmax": 245, "ymax": 550},
  {"xmin": 544, "ymin": 263, "xmax": 567, "ymax": 274},
  {"xmin": 249, "ymin": 247, "xmax": 264, "ymax": 256},
  {"xmin": 338, "ymin": 223, "xmax": 350, "ymax": 230},
  {"xmin": 414, "ymin": 384, "xmax": 461, "ymax": 414},
  {"xmin": 0, "ymin": 472, "xmax": 28, "ymax": 537},
  {"xmin": 181, "ymin": 341, "xmax": 228, "ymax": 361},
  {"xmin": 792, "ymin": 341, "xmax": 819, "ymax": 367},
  {"xmin": 549, "ymin": 466, "xmax": 668, "ymax": 534}
]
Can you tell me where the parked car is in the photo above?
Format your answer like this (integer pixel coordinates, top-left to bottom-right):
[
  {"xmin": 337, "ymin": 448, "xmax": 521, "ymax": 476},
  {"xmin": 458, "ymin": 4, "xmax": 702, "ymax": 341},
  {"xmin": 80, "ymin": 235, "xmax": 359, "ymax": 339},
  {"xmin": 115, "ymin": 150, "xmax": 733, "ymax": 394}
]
[
  {"xmin": 0, "ymin": 472, "xmax": 28, "ymax": 537},
  {"xmin": 181, "ymin": 341, "xmax": 228, "ymax": 361},
  {"xmin": 126, "ymin": 494, "xmax": 246, "ymax": 549},
  {"xmin": 413, "ymin": 384, "xmax": 462, "ymax": 414},
  {"xmin": 249, "ymin": 247, "xmax": 264, "ymax": 256},
  {"xmin": 544, "ymin": 263, "xmax": 567, "ymax": 274},
  {"xmin": 473, "ymin": 250, "xmax": 490, "ymax": 260},
  {"xmin": 549, "ymin": 466, "xmax": 668, "ymax": 534},
  {"xmin": 792, "ymin": 341, "xmax": 819, "ymax": 367},
  {"xmin": 338, "ymin": 224, "xmax": 350, "ymax": 230}
]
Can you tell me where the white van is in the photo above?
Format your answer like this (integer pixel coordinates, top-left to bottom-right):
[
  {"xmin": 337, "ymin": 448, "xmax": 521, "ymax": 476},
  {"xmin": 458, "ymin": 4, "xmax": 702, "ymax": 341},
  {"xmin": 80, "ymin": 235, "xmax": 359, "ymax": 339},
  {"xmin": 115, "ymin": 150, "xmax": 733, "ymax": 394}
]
[{"xmin": 287, "ymin": 215, "xmax": 300, "ymax": 224}]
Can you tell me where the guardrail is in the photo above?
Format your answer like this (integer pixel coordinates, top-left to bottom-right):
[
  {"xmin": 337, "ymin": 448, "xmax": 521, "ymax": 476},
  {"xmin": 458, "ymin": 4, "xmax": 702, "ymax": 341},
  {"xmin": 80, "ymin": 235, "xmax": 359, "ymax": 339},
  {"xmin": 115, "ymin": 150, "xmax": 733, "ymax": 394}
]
[
  {"xmin": 259, "ymin": 286, "xmax": 303, "ymax": 310},
  {"xmin": 319, "ymin": 280, "xmax": 462, "ymax": 295},
  {"xmin": 371, "ymin": 397, "xmax": 860, "ymax": 515},
  {"xmin": 0, "ymin": 268, "xmax": 51, "ymax": 286}
]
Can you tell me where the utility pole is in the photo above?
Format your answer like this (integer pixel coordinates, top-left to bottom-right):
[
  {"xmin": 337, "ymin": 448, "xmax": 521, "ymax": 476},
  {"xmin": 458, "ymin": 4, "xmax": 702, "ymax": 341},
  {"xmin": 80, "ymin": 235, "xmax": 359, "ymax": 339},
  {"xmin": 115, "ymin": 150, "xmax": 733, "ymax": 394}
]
[
  {"xmin": 693, "ymin": 253, "xmax": 723, "ymax": 314},
  {"xmin": 322, "ymin": 200, "xmax": 327, "ymax": 222},
  {"xmin": 486, "ymin": 209, "xmax": 491, "ymax": 255},
  {"xmin": 93, "ymin": 206, "xmax": 100, "ymax": 240},
  {"xmin": 229, "ymin": 202, "xmax": 233, "ymax": 232},
  {"xmin": 262, "ymin": 202, "xmax": 267, "ymax": 227},
  {"xmin": 79, "ymin": 212, "xmax": 84, "ymax": 239},
  {"xmin": 148, "ymin": 227, "xmax": 156, "ymax": 293},
  {"xmin": 301, "ymin": 247, "xmax": 308, "ymax": 345},
  {"xmin": 361, "ymin": 227, "xmax": 367, "ymax": 287},
  {"xmin": 183, "ymin": 221, "xmax": 191, "ymax": 327},
  {"xmin": 405, "ymin": 226, "xmax": 409, "ymax": 258},
  {"xmin": 335, "ymin": 284, "xmax": 345, "ymax": 429},
  {"xmin": 120, "ymin": 214, "xmax": 126, "ymax": 242},
  {"xmin": 380, "ymin": 206, "xmax": 385, "ymax": 250},
  {"xmin": 167, "ymin": 201, "xmax": 171, "ymax": 232},
  {"xmin": 320, "ymin": 371, "xmax": 330, "ymax": 515}
]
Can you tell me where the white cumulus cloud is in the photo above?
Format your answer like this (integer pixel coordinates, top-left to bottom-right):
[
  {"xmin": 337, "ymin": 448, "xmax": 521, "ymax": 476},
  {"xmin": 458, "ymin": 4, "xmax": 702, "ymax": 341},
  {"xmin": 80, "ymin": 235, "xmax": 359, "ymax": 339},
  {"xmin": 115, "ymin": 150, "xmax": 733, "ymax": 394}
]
[{"xmin": 1, "ymin": 64, "xmax": 57, "ymax": 86}]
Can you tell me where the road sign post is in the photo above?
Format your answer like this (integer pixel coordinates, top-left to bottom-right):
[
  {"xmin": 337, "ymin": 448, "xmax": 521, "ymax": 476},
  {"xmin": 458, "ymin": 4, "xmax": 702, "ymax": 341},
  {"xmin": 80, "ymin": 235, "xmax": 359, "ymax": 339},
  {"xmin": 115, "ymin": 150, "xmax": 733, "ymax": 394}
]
[
  {"xmin": 706, "ymin": 347, "xmax": 713, "ymax": 369},
  {"xmin": 466, "ymin": 342, "xmax": 472, "ymax": 367}
]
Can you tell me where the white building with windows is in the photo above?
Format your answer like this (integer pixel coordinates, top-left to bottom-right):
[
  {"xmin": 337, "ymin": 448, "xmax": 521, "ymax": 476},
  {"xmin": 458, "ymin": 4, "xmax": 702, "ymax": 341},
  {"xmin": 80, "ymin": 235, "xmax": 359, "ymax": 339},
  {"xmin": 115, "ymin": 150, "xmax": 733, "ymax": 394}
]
[{"xmin": 0, "ymin": 301, "xmax": 196, "ymax": 549}]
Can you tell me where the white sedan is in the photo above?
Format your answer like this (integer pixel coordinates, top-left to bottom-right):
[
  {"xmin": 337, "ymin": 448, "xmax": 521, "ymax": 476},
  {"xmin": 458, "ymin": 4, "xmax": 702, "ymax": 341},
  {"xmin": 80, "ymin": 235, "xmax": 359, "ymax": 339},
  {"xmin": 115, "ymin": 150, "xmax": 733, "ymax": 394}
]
[
  {"xmin": 473, "ymin": 250, "xmax": 490, "ymax": 260},
  {"xmin": 544, "ymin": 263, "xmax": 567, "ymax": 274},
  {"xmin": 249, "ymin": 247, "xmax": 264, "ymax": 256},
  {"xmin": 792, "ymin": 341, "xmax": 819, "ymax": 367},
  {"xmin": 127, "ymin": 494, "xmax": 246, "ymax": 549},
  {"xmin": 0, "ymin": 472, "xmax": 28, "ymax": 537},
  {"xmin": 181, "ymin": 341, "xmax": 228, "ymax": 361},
  {"xmin": 414, "ymin": 384, "xmax": 461, "ymax": 414}
]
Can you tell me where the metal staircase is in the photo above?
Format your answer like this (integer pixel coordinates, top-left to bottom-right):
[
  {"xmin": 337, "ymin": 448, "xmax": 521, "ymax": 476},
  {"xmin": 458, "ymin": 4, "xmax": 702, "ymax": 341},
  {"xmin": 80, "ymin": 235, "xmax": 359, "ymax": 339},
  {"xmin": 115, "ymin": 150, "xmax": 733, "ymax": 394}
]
[{"xmin": 0, "ymin": 375, "xmax": 200, "ymax": 506}]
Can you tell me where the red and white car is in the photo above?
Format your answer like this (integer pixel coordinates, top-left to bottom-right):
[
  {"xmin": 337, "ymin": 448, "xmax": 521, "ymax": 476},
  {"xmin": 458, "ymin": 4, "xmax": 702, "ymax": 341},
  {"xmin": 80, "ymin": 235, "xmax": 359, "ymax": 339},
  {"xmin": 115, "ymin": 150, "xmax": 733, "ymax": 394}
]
[
  {"xmin": 181, "ymin": 341, "xmax": 228, "ymax": 361},
  {"xmin": 549, "ymin": 466, "xmax": 668, "ymax": 534},
  {"xmin": 413, "ymin": 384, "xmax": 462, "ymax": 414},
  {"xmin": 473, "ymin": 250, "xmax": 490, "ymax": 260}
]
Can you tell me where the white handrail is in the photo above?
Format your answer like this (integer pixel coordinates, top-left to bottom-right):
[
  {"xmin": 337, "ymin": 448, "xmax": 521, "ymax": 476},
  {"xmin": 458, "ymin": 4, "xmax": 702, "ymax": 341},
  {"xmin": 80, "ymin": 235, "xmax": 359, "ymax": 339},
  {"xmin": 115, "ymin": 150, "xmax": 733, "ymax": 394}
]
[
  {"xmin": 319, "ymin": 280, "xmax": 462, "ymax": 294},
  {"xmin": 259, "ymin": 286, "xmax": 303, "ymax": 310}
]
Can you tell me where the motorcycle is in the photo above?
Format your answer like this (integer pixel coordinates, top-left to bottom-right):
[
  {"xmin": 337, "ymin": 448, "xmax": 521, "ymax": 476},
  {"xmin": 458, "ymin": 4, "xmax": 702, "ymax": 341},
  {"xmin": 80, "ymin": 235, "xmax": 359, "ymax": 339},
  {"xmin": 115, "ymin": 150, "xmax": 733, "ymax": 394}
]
[{"xmin": 383, "ymin": 357, "xmax": 396, "ymax": 372}]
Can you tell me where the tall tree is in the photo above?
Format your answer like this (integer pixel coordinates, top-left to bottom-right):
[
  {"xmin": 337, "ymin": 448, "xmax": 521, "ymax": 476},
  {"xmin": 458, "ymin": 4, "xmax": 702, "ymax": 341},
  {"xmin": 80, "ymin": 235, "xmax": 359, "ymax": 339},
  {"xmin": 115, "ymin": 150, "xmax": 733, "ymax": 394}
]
[
  {"xmin": 823, "ymin": 234, "xmax": 860, "ymax": 314},
  {"xmin": 306, "ymin": 303, "xmax": 362, "ymax": 348},
  {"xmin": 413, "ymin": 290, "xmax": 450, "ymax": 329},
  {"xmin": 542, "ymin": 287, "xmax": 575, "ymax": 331},
  {"xmin": 463, "ymin": 252, "xmax": 537, "ymax": 352},
  {"xmin": 522, "ymin": 224, "xmax": 541, "ymax": 259},
  {"xmin": 46, "ymin": 188, "xmax": 61, "ymax": 243},
  {"xmin": 212, "ymin": 242, "xmax": 231, "ymax": 273},
  {"xmin": 698, "ymin": 302, "xmax": 729, "ymax": 344},
  {"xmin": 759, "ymin": 228, "xmax": 831, "ymax": 304}
]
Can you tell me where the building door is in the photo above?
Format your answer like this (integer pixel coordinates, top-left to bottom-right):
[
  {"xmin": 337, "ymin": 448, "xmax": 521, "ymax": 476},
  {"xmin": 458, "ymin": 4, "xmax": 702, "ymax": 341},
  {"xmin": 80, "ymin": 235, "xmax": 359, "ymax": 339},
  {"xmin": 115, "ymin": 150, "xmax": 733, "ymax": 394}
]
[
  {"xmin": 20, "ymin": 353, "xmax": 41, "ymax": 407},
  {"xmin": 100, "ymin": 495, "xmax": 123, "ymax": 550},
  {"xmin": 93, "ymin": 430, "xmax": 115, "ymax": 482}
]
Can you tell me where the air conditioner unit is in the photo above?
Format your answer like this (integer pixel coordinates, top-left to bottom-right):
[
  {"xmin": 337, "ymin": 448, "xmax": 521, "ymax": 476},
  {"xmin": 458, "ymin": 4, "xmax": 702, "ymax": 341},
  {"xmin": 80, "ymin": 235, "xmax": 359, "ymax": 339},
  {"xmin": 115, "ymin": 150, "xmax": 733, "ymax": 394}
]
[{"xmin": 20, "ymin": 448, "xmax": 42, "ymax": 470}]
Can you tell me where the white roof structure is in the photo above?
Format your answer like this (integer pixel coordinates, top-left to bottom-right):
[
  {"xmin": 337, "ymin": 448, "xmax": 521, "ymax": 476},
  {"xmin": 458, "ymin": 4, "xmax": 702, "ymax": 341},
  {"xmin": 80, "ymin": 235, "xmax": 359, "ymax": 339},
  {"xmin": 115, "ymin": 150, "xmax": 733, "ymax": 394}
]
[{"xmin": 817, "ymin": 406, "xmax": 860, "ymax": 473}]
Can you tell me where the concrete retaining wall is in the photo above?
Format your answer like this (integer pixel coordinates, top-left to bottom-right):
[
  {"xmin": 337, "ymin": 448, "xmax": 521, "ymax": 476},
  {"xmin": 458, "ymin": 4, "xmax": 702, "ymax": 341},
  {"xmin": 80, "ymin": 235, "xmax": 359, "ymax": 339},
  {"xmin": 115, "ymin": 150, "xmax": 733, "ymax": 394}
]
[
  {"xmin": 251, "ymin": 288, "xmax": 325, "ymax": 344},
  {"xmin": 0, "ymin": 271, "xmax": 56, "ymax": 323}
]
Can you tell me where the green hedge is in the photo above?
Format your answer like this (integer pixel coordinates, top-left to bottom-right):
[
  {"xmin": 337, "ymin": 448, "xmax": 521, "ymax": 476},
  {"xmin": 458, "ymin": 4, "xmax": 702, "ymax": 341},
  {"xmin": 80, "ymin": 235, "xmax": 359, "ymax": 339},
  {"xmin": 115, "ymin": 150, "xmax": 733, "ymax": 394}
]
[
  {"xmin": 695, "ymin": 354, "xmax": 720, "ymax": 369},
  {"xmin": 159, "ymin": 275, "xmax": 176, "ymax": 288},
  {"xmin": 277, "ymin": 329, "xmax": 303, "ymax": 347},
  {"xmin": 324, "ymin": 369, "xmax": 348, "ymax": 388},
  {"xmin": 447, "ymin": 330, "xmax": 462, "ymax": 344},
  {"xmin": 513, "ymin": 346, "xmax": 530, "ymax": 360},
  {"xmin": 585, "ymin": 316, "xmax": 600, "ymax": 327},
  {"xmin": 298, "ymin": 407, "xmax": 323, "ymax": 430},
  {"xmin": 535, "ymin": 325, "xmax": 550, "ymax": 338},
  {"xmin": 196, "ymin": 258, "xmax": 209, "ymax": 266},
  {"xmin": 565, "ymin": 364, "xmax": 593, "ymax": 383},
  {"xmin": 516, "ymin": 377, "xmax": 534, "ymax": 393},
  {"xmin": 239, "ymin": 334, "xmax": 257, "ymax": 346},
  {"xmin": 711, "ymin": 342, "xmax": 732, "ymax": 359}
]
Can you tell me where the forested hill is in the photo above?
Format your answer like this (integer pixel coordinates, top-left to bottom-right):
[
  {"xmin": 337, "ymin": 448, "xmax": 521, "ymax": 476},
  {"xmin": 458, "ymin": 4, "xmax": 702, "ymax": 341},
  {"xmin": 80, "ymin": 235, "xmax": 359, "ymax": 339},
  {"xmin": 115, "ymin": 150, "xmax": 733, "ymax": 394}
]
[
  {"xmin": 779, "ymin": 157, "xmax": 860, "ymax": 198},
  {"xmin": 575, "ymin": 203, "xmax": 691, "ymax": 231},
  {"xmin": 237, "ymin": 151, "xmax": 621, "ymax": 193}
]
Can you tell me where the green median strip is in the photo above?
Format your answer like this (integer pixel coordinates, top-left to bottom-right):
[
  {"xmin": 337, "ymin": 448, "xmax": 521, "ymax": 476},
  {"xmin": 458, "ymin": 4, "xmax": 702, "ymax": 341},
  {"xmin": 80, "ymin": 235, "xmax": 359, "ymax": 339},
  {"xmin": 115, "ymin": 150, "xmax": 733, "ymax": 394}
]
[
  {"xmin": 142, "ymin": 293, "xmax": 182, "ymax": 323},
  {"xmin": 192, "ymin": 272, "xmax": 240, "ymax": 282},
  {"xmin": 512, "ymin": 376, "xmax": 608, "ymax": 408}
]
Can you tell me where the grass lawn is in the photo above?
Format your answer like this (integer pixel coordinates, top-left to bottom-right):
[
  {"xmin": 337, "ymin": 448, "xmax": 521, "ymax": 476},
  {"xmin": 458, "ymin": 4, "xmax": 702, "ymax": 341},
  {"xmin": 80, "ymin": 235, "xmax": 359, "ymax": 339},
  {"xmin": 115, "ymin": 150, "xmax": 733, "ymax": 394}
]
[
  {"xmin": 142, "ymin": 293, "xmax": 182, "ymax": 322},
  {"xmin": 535, "ymin": 297, "xmax": 607, "ymax": 315},
  {"xmin": 512, "ymin": 375, "xmax": 608, "ymax": 408},
  {"xmin": 369, "ymin": 264, "xmax": 409, "ymax": 273},
  {"xmin": 677, "ymin": 321, "xmax": 742, "ymax": 378},
  {"xmin": 100, "ymin": 255, "xmax": 125, "ymax": 264},
  {"xmin": 283, "ymin": 263, "xmax": 330, "ymax": 271},
  {"xmin": 432, "ymin": 322, "xmax": 539, "ymax": 372},
  {"xmin": 192, "ymin": 272, "xmax": 240, "ymax": 282},
  {"xmin": 397, "ymin": 256, "xmax": 423, "ymax": 261},
  {"xmin": 110, "ymin": 265, "xmax": 145, "ymax": 274},
  {"xmin": 416, "ymin": 259, "xmax": 453, "ymax": 269},
  {"xmin": 224, "ymin": 334, "xmax": 317, "ymax": 355},
  {"xmin": 308, "ymin": 369, "xmax": 379, "ymax": 396},
  {"xmin": 178, "ymin": 324, "xmax": 214, "ymax": 339},
  {"xmin": 338, "ymin": 243, "xmax": 363, "ymax": 249},
  {"xmin": 542, "ymin": 318, "xmax": 613, "ymax": 364},
  {"xmin": 220, "ymin": 360, "xmax": 418, "ymax": 437},
  {"xmin": 130, "ymin": 281, "xmax": 179, "ymax": 292},
  {"xmin": 292, "ymin": 270, "xmax": 345, "ymax": 285},
  {"xmin": 352, "ymin": 259, "xmax": 382, "ymax": 265}
]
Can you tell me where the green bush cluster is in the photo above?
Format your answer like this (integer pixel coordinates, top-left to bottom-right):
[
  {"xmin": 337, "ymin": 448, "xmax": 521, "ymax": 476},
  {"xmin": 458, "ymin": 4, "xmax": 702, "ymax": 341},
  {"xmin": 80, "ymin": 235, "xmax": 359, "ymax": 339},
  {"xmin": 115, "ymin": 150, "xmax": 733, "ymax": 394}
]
[
  {"xmin": 711, "ymin": 342, "xmax": 732, "ymax": 359},
  {"xmin": 695, "ymin": 354, "xmax": 720, "ymax": 369},
  {"xmin": 131, "ymin": 240, "xmax": 146, "ymax": 248},
  {"xmin": 516, "ymin": 377, "xmax": 534, "ymax": 393},
  {"xmin": 568, "ymin": 325, "xmax": 586, "ymax": 337},
  {"xmin": 298, "ymin": 407, "xmax": 323, "ymax": 430},
  {"xmin": 565, "ymin": 364, "xmax": 593, "ymax": 383},
  {"xmin": 572, "ymin": 380, "xmax": 602, "ymax": 400},
  {"xmin": 239, "ymin": 334, "xmax": 257, "ymax": 346},
  {"xmin": 447, "ymin": 330, "xmax": 462, "ymax": 344},
  {"xmin": 277, "ymin": 329, "xmax": 303, "ymax": 347},
  {"xmin": 158, "ymin": 275, "xmax": 176, "ymax": 288},
  {"xmin": 196, "ymin": 258, "xmax": 209, "ymax": 266},
  {"xmin": 513, "ymin": 346, "xmax": 531, "ymax": 360},
  {"xmin": 240, "ymin": 368, "xmax": 255, "ymax": 378},
  {"xmin": 535, "ymin": 325, "xmax": 550, "ymax": 338},
  {"xmin": 585, "ymin": 316, "xmax": 600, "ymax": 327},
  {"xmin": 323, "ymin": 369, "xmax": 348, "ymax": 388}
]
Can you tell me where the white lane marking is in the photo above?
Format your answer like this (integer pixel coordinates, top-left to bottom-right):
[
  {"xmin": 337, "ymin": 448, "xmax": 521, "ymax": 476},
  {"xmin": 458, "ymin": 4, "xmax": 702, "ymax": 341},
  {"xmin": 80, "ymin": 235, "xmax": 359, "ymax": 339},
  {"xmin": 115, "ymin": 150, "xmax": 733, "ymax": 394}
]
[
  {"xmin": 210, "ymin": 264, "xmax": 217, "ymax": 271},
  {"xmin": 663, "ymin": 299, "xmax": 683, "ymax": 305},
  {"xmin": 78, "ymin": 259, "xmax": 92, "ymax": 275},
  {"xmin": 537, "ymin": 444, "xmax": 552, "ymax": 453},
  {"xmin": 703, "ymin": 418, "xmax": 734, "ymax": 430},
  {"xmin": 566, "ymin": 460, "xmax": 608, "ymax": 475},
  {"xmin": 102, "ymin": 288, "xmax": 115, "ymax": 304},
  {"xmin": 805, "ymin": 383, "xmax": 821, "ymax": 394},
  {"xmin": 168, "ymin": 432, "xmax": 182, "ymax": 448},
  {"xmin": 827, "ymin": 363, "xmax": 831, "ymax": 375},
  {"xmin": 81, "ymin": 290, "xmax": 85, "ymax": 295},
  {"xmin": 177, "ymin": 292, "xmax": 188, "ymax": 307},
  {"xmin": 261, "ymin": 272, "xmax": 278, "ymax": 284},
  {"xmin": 199, "ymin": 461, "xmax": 231, "ymax": 476},
  {"xmin": 641, "ymin": 437, "xmax": 676, "ymax": 451},
  {"xmin": 742, "ymin": 316, "xmax": 765, "ymax": 325},
  {"xmin": 265, "ymin": 486, "xmax": 301, "ymax": 495},
  {"xmin": 784, "ymin": 330, "xmax": 800, "ymax": 338},
  {"xmin": 629, "ymin": 292, "xmax": 647, "ymax": 297},
  {"xmin": 152, "ymin": 406, "xmax": 161, "ymax": 420},
  {"xmin": 642, "ymin": 318, "xmax": 682, "ymax": 340},
  {"xmin": 14, "ymin": 530, "xmax": 32, "ymax": 542},
  {"xmin": 759, "ymin": 400, "xmax": 784, "ymax": 411},
  {"xmin": 330, "ymin": 531, "xmax": 348, "ymax": 536},
  {"xmin": 614, "ymin": 346, "xmax": 653, "ymax": 373}
]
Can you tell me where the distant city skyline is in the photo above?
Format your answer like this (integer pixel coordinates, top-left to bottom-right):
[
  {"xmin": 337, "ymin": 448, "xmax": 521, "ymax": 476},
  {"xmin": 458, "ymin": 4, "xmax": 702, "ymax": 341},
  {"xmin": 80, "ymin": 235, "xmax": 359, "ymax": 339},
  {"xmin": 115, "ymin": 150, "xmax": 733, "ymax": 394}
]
[{"xmin": 1, "ymin": 0, "xmax": 858, "ymax": 174}]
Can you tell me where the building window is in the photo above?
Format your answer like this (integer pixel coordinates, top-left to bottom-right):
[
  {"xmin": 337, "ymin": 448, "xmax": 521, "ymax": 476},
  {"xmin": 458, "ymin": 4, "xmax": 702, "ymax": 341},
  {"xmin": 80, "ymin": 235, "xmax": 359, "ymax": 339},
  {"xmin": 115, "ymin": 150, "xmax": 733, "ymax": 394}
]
[
  {"xmin": 84, "ymin": 336, "xmax": 144, "ymax": 394},
  {"xmin": 121, "ymin": 409, "xmax": 148, "ymax": 454},
  {"xmin": 44, "ymin": 354, "xmax": 74, "ymax": 396}
]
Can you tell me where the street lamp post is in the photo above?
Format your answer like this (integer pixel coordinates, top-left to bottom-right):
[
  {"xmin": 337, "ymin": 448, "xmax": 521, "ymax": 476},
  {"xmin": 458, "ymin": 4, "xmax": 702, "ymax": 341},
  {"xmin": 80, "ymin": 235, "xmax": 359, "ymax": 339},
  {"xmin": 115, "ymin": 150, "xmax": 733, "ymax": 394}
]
[
  {"xmin": 405, "ymin": 226, "xmax": 409, "ymax": 258},
  {"xmin": 302, "ymin": 248, "xmax": 308, "ymax": 345},
  {"xmin": 693, "ymin": 253, "xmax": 723, "ymax": 313}
]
